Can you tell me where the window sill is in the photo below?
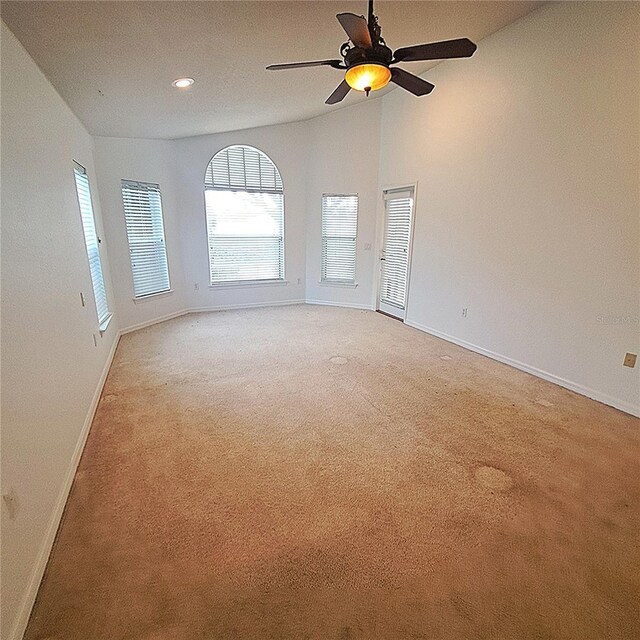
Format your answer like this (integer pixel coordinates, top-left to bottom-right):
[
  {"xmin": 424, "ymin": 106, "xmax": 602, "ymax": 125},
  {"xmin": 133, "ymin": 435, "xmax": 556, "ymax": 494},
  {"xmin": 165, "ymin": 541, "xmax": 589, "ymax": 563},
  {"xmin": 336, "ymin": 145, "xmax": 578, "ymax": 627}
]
[
  {"xmin": 318, "ymin": 280, "xmax": 358, "ymax": 289},
  {"xmin": 133, "ymin": 289, "xmax": 173, "ymax": 303},
  {"xmin": 209, "ymin": 279, "xmax": 289, "ymax": 289},
  {"xmin": 98, "ymin": 313, "xmax": 113, "ymax": 335}
]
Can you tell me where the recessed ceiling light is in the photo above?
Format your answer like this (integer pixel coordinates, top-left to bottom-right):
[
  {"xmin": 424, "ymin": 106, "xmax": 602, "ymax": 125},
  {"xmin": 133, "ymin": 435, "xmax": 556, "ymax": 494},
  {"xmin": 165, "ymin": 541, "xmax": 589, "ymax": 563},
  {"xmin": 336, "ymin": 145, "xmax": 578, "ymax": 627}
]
[{"xmin": 172, "ymin": 77, "xmax": 194, "ymax": 89}]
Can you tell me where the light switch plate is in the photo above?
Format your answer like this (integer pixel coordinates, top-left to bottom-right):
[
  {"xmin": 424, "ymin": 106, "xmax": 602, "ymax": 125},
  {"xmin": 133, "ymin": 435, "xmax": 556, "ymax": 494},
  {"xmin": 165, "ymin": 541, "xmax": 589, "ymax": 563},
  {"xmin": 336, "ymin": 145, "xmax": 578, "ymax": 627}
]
[{"xmin": 623, "ymin": 353, "xmax": 637, "ymax": 368}]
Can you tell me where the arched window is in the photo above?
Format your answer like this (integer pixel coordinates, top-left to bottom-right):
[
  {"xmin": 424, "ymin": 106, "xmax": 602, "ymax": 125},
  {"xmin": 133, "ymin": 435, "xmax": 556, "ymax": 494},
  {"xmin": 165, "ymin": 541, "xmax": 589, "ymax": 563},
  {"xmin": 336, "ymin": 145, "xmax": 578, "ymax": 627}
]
[{"xmin": 204, "ymin": 145, "xmax": 284, "ymax": 284}]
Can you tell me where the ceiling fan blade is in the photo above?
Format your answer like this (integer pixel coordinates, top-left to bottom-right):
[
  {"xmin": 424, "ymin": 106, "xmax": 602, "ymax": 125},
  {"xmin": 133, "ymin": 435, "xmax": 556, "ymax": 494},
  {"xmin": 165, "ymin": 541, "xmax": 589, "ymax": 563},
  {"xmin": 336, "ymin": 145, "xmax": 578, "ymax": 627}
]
[
  {"xmin": 336, "ymin": 12, "xmax": 372, "ymax": 49},
  {"xmin": 267, "ymin": 60, "xmax": 343, "ymax": 71},
  {"xmin": 325, "ymin": 79, "xmax": 351, "ymax": 105},
  {"xmin": 391, "ymin": 68, "xmax": 435, "ymax": 96},
  {"xmin": 393, "ymin": 38, "xmax": 477, "ymax": 63}
]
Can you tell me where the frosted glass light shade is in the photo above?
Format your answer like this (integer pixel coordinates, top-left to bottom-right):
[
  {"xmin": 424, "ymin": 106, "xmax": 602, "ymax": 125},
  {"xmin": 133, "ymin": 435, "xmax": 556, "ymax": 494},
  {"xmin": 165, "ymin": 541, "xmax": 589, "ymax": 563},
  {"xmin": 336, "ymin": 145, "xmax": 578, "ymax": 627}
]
[{"xmin": 345, "ymin": 63, "xmax": 391, "ymax": 93}]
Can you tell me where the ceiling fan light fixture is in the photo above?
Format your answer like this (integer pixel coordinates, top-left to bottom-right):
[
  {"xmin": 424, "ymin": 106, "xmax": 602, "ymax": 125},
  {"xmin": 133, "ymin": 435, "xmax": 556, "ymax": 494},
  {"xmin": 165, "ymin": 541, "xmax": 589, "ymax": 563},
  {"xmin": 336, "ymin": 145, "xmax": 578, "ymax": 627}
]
[{"xmin": 345, "ymin": 63, "xmax": 391, "ymax": 94}]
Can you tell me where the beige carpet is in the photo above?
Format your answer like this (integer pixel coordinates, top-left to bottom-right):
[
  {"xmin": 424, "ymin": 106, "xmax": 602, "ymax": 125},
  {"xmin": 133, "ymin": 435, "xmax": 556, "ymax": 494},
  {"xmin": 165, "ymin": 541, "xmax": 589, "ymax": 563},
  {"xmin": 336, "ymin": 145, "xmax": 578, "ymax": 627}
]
[{"xmin": 26, "ymin": 305, "xmax": 640, "ymax": 639}]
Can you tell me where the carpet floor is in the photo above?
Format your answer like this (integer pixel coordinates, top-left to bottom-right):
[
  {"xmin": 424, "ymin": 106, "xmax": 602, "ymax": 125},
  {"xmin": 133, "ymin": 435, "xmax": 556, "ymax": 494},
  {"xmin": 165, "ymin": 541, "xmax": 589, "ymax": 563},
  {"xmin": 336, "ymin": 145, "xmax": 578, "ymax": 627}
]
[{"xmin": 25, "ymin": 305, "xmax": 639, "ymax": 639}]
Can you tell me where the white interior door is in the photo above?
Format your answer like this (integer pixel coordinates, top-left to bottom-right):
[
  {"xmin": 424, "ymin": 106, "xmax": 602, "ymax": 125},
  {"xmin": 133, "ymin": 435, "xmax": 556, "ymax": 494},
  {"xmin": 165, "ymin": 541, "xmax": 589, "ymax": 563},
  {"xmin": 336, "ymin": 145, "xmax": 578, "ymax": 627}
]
[{"xmin": 378, "ymin": 187, "xmax": 414, "ymax": 320}]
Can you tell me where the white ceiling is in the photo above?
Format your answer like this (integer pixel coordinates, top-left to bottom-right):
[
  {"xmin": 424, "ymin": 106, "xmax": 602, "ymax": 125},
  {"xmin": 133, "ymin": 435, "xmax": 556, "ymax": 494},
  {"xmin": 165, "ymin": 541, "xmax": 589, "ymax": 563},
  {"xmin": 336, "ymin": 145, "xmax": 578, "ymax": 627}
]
[{"xmin": 1, "ymin": 1, "xmax": 544, "ymax": 140}]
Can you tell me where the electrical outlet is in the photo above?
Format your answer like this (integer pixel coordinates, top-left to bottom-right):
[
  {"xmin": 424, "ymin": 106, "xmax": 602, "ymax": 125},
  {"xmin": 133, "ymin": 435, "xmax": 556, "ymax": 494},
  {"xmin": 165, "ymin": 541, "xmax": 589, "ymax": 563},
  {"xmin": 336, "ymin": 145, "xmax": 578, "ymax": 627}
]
[
  {"xmin": 623, "ymin": 353, "xmax": 637, "ymax": 368},
  {"xmin": 462, "ymin": 308, "xmax": 468, "ymax": 318},
  {"xmin": 2, "ymin": 487, "xmax": 19, "ymax": 520},
  {"xmin": 194, "ymin": 283, "xmax": 199, "ymax": 290}
]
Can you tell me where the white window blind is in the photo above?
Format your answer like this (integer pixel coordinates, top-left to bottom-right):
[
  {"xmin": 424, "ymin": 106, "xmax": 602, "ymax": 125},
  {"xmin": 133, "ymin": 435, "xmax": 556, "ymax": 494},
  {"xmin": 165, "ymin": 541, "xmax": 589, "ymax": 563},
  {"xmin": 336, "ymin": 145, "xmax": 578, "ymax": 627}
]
[
  {"xmin": 205, "ymin": 145, "xmax": 283, "ymax": 193},
  {"xmin": 205, "ymin": 146, "xmax": 284, "ymax": 284},
  {"xmin": 321, "ymin": 194, "xmax": 358, "ymax": 283},
  {"xmin": 73, "ymin": 162, "xmax": 110, "ymax": 326},
  {"xmin": 121, "ymin": 180, "xmax": 171, "ymax": 298},
  {"xmin": 380, "ymin": 189, "xmax": 413, "ymax": 310}
]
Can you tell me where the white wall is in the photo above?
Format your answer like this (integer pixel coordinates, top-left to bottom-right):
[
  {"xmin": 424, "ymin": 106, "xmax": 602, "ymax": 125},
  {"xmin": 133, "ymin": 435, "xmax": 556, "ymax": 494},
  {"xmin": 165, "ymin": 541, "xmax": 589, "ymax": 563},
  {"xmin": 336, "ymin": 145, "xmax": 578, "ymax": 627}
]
[
  {"xmin": 2, "ymin": 2, "xmax": 638, "ymax": 635},
  {"xmin": 87, "ymin": 0, "xmax": 639, "ymax": 417},
  {"xmin": 0, "ymin": 23, "xmax": 120, "ymax": 640},
  {"xmin": 305, "ymin": 100, "xmax": 381, "ymax": 309},
  {"xmin": 94, "ymin": 109, "xmax": 384, "ymax": 320},
  {"xmin": 93, "ymin": 137, "xmax": 188, "ymax": 331},
  {"xmin": 173, "ymin": 123, "xmax": 309, "ymax": 310},
  {"xmin": 379, "ymin": 1, "xmax": 640, "ymax": 413}
]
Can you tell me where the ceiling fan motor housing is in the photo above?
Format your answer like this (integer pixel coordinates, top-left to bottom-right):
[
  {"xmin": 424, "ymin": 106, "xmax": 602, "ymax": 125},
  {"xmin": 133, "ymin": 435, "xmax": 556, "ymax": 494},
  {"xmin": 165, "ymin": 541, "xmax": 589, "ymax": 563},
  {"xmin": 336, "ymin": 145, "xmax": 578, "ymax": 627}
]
[{"xmin": 344, "ymin": 44, "xmax": 392, "ymax": 70}]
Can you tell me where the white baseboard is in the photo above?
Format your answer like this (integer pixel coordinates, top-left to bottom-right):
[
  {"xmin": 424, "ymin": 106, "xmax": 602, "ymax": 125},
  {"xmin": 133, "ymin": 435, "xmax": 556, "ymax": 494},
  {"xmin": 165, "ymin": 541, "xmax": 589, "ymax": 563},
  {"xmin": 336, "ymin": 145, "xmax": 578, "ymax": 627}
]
[
  {"xmin": 305, "ymin": 299, "xmax": 374, "ymax": 310},
  {"xmin": 121, "ymin": 300, "xmax": 367, "ymax": 335},
  {"xmin": 119, "ymin": 300, "xmax": 307, "ymax": 337},
  {"xmin": 9, "ymin": 332, "xmax": 121, "ymax": 640},
  {"xmin": 404, "ymin": 319, "xmax": 640, "ymax": 418},
  {"xmin": 190, "ymin": 299, "xmax": 305, "ymax": 313},
  {"xmin": 120, "ymin": 309, "xmax": 190, "ymax": 335}
]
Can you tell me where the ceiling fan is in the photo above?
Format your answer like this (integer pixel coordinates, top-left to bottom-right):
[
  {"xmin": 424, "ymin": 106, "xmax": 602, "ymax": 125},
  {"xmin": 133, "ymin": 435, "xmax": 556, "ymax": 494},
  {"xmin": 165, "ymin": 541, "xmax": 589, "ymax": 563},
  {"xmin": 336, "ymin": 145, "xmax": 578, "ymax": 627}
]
[{"xmin": 267, "ymin": 0, "xmax": 477, "ymax": 105}]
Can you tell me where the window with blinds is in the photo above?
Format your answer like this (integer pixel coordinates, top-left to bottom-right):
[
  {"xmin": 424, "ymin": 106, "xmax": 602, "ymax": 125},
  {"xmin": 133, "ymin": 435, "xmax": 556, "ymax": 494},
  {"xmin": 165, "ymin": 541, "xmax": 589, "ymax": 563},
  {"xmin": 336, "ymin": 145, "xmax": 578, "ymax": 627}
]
[
  {"xmin": 321, "ymin": 194, "xmax": 358, "ymax": 283},
  {"xmin": 205, "ymin": 145, "xmax": 284, "ymax": 284},
  {"xmin": 121, "ymin": 180, "xmax": 171, "ymax": 298},
  {"xmin": 73, "ymin": 162, "xmax": 110, "ymax": 326}
]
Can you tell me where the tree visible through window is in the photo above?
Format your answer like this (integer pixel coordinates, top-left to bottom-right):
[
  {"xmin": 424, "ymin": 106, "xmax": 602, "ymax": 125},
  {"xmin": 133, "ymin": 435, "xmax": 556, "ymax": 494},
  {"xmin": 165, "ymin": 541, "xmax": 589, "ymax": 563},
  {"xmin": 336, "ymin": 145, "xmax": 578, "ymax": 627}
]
[{"xmin": 205, "ymin": 146, "xmax": 284, "ymax": 284}]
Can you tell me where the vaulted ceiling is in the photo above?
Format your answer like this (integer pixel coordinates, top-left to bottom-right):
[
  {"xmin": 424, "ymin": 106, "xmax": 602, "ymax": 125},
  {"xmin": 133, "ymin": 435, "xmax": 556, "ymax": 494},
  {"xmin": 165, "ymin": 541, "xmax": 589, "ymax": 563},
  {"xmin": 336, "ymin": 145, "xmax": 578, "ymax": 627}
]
[{"xmin": 1, "ymin": 1, "xmax": 543, "ymax": 139}]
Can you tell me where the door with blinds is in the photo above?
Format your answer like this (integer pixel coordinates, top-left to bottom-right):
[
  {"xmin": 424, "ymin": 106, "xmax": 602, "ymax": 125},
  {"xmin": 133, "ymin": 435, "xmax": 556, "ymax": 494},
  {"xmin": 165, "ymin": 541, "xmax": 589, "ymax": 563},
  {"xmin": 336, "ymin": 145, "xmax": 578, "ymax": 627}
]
[{"xmin": 378, "ymin": 187, "xmax": 414, "ymax": 320}]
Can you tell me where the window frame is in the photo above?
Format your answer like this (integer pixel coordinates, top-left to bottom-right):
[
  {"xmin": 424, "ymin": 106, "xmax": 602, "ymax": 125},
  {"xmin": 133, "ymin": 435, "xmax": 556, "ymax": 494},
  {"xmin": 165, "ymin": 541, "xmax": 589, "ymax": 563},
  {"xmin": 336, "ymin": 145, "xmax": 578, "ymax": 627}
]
[
  {"xmin": 203, "ymin": 145, "xmax": 285, "ymax": 286},
  {"xmin": 121, "ymin": 179, "xmax": 172, "ymax": 300},
  {"xmin": 73, "ymin": 161, "xmax": 111, "ymax": 331},
  {"xmin": 320, "ymin": 193, "xmax": 359, "ymax": 286}
]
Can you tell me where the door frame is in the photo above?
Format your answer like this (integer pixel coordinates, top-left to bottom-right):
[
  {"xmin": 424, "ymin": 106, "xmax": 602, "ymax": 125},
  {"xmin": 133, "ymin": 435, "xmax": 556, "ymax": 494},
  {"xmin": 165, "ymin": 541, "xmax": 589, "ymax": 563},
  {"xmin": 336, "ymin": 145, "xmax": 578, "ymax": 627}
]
[{"xmin": 373, "ymin": 181, "xmax": 419, "ymax": 321}]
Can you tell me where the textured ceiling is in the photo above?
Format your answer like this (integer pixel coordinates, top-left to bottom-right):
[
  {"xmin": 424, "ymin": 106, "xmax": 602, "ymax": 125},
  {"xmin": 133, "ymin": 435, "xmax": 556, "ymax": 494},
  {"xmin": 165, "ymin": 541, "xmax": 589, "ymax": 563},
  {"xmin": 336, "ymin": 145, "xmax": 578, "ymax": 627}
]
[{"xmin": 1, "ymin": 1, "xmax": 544, "ymax": 139}]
